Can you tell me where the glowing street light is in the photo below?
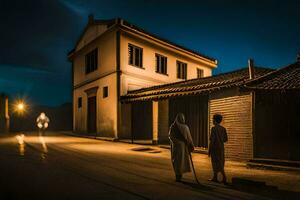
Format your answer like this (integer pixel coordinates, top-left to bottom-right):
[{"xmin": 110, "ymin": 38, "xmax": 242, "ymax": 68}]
[
  {"xmin": 13, "ymin": 100, "xmax": 27, "ymax": 114},
  {"xmin": 17, "ymin": 103, "xmax": 24, "ymax": 111}
]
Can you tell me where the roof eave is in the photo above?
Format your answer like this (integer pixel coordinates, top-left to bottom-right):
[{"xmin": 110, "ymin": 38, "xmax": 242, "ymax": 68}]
[
  {"xmin": 119, "ymin": 21, "xmax": 217, "ymax": 66},
  {"xmin": 68, "ymin": 17, "xmax": 217, "ymax": 66},
  {"xmin": 67, "ymin": 18, "xmax": 118, "ymax": 60},
  {"xmin": 121, "ymin": 81, "xmax": 244, "ymax": 103}
]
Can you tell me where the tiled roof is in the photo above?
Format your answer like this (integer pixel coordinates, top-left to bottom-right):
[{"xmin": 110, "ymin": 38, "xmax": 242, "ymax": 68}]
[
  {"xmin": 245, "ymin": 61, "xmax": 300, "ymax": 90},
  {"xmin": 121, "ymin": 67, "xmax": 273, "ymax": 102}
]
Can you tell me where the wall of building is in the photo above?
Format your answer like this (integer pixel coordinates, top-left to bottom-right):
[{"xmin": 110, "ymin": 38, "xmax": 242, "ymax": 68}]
[
  {"xmin": 72, "ymin": 26, "xmax": 118, "ymax": 137},
  {"xmin": 76, "ymin": 24, "xmax": 109, "ymax": 51},
  {"xmin": 119, "ymin": 32, "xmax": 215, "ymax": 95},
  {"xmin": 73, "ymin": 74, "xmax": 117, "ymax": 137},
  {"xmin": 73, "ymin": 30, "xmax": 117, "ymax": 87},
  {"xmin": 209, "ymin": 90, "xmax": 253, "ymax": 161},
  {"xmin": 72, "ymin": 24, "xmax": 216, "ymax": 139}
]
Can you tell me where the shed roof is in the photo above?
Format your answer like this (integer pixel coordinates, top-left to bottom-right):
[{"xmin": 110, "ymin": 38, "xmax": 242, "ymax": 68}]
[
  {"xmin": 121, "ymin": 67, "xmax": 273, "ymax": 103},
  {"xmin": 244, "ymin": 61, "xmax": 300, "ymax": 90}
]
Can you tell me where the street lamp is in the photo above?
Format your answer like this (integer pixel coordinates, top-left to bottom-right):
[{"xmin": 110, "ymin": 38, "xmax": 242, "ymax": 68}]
[
  {"xmin": 17, "ymin": 103, "xmax": 24, "ymax": 111},
  {"xmin": 13, "ymin": 100, "xmax": 27, "ymax": 115}
]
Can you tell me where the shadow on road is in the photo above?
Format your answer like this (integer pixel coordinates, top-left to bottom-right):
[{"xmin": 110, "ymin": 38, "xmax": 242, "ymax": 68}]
[
  {"xmin": 181, "ymin": 181, "xmax": 213, "ymax": 191},
  {"xmin": 230, "ymin": 177, "xmax": 300, "ymax": 200},
  {"xmin": 181, "ymin": 178, "xmax": 300, "ymax": 200}
]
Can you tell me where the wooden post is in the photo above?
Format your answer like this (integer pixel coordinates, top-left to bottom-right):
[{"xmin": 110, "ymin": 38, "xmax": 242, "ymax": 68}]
[{"xmin": 152, "ymin": 101, "xmax": 158, "ymax": 144}]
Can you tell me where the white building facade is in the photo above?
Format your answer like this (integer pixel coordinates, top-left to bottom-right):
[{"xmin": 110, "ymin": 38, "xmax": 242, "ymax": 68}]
[{"xmin": 68, "ymin": 16, "xmax": 217, "ymax": 140}]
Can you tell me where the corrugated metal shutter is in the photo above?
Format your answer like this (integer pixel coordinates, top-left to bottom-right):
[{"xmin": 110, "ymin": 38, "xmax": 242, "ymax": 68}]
[{"xmin": 209, "ymin": 94, "xmax": 253, "ymax": 161}]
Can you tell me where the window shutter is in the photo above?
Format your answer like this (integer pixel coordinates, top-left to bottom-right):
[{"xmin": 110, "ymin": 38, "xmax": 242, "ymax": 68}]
[
  {"xmin": 156, "ymin": 54, "xmax": 159, "ymax": 72},
  {"xmin": 177, "ymin": 61, "xmax": 180, "ymax": 78},
  {"xmin": 128, "ymin": 45, "xmax": 133, "ymax": 65},
  {"xmin": 95, "ymin": 48, "xmax": 98, "ymax": 70},
  {"xmin": 184, "ymin": 63, "xmax": 187, "ymax": 79},
  {"xmin": 140, "ymin": 48, "xmax": 143, "ymax": 67},
  {"xmin": 128, "ymin": 44, "xmax": 143, "ymax": 68},
  {"xmin": 164, "ymin": 57, "xmax": 167, "ymax": 74}
]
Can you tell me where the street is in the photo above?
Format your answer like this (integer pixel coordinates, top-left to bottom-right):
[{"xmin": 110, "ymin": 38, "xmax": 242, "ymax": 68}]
[{"xmin": 0, "ymin": 132, "xmax": 299, "ymax": 200}]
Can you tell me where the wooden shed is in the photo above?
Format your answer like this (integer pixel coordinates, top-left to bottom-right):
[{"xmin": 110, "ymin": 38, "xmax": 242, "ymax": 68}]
[
  {"xmin": 121, "ymin": 65, "xmax": 273, "ymax": 161},
  {"xmin": 245, "ymin": 61, "xmax": 300, "ymax": 161}
]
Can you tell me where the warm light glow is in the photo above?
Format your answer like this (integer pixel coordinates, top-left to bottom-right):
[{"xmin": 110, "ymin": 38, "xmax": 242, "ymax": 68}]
[
  {"xmin": 17, "ymin": 103, "xmax": 24, "ymax": 111},
  {"xmin": 13, "ymin": 100, "xmax": 27, "ymax": 114},
  {"xmin": 16, "ymin": 134, "xmax": 25, "ymax": 156},
  {"xmin": 39, "ymin": 135, "xmax": 48, "ymax": 153},
  {"xmin": 16, "ymin": 134, "xmax": 25, "ymax": 145}
]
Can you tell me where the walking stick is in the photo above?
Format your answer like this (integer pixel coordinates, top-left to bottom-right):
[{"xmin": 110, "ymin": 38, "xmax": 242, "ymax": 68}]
[{"xmin": 188, "ymin": 149, "xmax": 200, "ymax": 184}]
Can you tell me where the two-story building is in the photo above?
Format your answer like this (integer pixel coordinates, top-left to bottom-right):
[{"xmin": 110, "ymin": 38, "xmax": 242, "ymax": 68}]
[{"xmin": 68, "ymin": 16, "xmax": 217, "ymax": 140}]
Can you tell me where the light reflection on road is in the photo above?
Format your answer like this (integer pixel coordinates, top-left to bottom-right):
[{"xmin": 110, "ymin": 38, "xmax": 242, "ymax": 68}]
[
  {"xmin": 39, "ymin": 134, "xmax": 48, "ymax": 154},
  {"xmin": 15, "ymin": 134, "xmax": 25, "ymax": 156},
  {"xmin": 15, "ymin": 133, "xmax": 49, "ymax": 159},
  {"xmin": 39, "ymin": 133, "xmax": 48, "ymax": 160}
]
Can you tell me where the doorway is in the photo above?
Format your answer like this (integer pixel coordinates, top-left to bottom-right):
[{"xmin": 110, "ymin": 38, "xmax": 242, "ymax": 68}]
[{"xmin": 87, "ymin": 96, "xmax": 97, "ymax": 134}]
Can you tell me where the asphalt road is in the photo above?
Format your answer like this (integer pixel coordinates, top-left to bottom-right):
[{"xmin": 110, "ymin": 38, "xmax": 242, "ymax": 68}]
[{"xmin": 0, "ymin": 132, "xmax": 293, "ymax": 200}]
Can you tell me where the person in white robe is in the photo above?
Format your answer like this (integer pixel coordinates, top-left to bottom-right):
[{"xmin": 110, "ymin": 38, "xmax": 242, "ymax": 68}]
[
  {"xmin": 169, "ymin": 113, "xmax": 194, "ymax": 182},
  {"xmin": 36, "ymin": 112, "xmax": 50, "ymax": 136}
]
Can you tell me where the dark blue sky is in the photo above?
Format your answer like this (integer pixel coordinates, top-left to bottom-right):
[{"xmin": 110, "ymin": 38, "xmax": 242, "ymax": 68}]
[{"xmin": 0, "ymin": 0, "xmax": 299, "ymax": 106}]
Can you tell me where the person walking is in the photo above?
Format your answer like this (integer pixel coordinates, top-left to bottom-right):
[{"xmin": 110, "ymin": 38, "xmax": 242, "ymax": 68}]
[
  {"xmin": 208, "ymin": 114, "xmax": 228, "ymax": 184},
  {"xmin": 36, "ymin": 112, "xmax": 50, "ymax": 136},
  {"xmin": 169, "ymin": 113, "xmax": 194, "ymax": 182}
]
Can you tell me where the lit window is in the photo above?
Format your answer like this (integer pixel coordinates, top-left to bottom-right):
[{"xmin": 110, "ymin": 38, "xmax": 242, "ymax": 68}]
[
  {"xmin": 128, "ymin": 44, "xmax": 143, "ymax": 68},
  {"xmin": 177, "ymin": 61, "xmax": 187, "ymax": 79},
  {"xmin": 85, "ymin": 48, "xmax": 98, "ymax": 74},
  {"xmin": 197, "ymin": 68, "xmax": 204, "ymax": 78},
  {"xmin": 103, "ymin": 86, "xmax": 108, "ymax": 98},
  {"xmin": 78, "ymin": 97, "xmax": 82, "ymax": 108},
  {"xmin": 156, "ymin": 54, "xmax": 167, "ymax": 75}
]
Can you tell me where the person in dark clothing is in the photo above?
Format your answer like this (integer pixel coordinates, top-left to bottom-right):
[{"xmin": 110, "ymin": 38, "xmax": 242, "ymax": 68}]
[{"xmin": 208, "ymin": 114, "xmax": 228, "ymax": 184}]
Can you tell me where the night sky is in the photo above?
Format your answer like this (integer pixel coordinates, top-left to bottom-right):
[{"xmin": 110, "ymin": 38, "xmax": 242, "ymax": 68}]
[{"xmin": 0, "ymin": 0, "xmax": 299, "ymax": 106}]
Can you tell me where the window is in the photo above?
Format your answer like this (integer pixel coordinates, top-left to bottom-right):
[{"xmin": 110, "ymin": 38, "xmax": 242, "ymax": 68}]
[
  {"xmin": 103, "ymin": 86, "xmax": 108, "ymax": 98},
  {"xmin": 177, "ymin": 61, "xmax": 187, "ymax": 79},
  {"xmin": 78, "ymin": 97, "xmax": 82, "ymax": 108},
  {"xmin": 197, "ymin": 68, "xmax": 204, "ymax": 78},
  {"xmin": 85, "ymin": 48, "xmax": 98, "ymax": 74},
  {"xmin": 128, "ymin": 44, "xmax": 143, "ymax": 68},
  {"xmin": 156, "ymin": 54, "xmax": 167, "ymax": 74}
]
